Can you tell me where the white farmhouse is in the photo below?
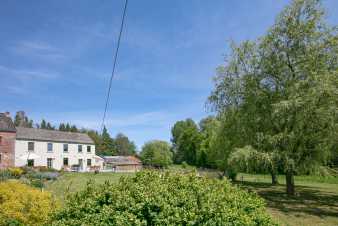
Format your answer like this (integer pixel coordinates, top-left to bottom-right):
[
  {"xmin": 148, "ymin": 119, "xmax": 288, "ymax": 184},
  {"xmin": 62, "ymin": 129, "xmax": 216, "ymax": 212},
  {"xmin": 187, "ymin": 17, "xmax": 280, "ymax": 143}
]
[{"xmin": 0, "ymin": 112, "xmax": 102, "ymax": 171}]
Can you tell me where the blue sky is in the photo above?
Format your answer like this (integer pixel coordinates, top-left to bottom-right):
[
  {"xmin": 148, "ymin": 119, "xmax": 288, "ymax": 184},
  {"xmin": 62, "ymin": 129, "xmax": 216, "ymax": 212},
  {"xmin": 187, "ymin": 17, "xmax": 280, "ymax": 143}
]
[{"xmin": 1, "ymin": 0, "xmax": 338, "ymax": 149}]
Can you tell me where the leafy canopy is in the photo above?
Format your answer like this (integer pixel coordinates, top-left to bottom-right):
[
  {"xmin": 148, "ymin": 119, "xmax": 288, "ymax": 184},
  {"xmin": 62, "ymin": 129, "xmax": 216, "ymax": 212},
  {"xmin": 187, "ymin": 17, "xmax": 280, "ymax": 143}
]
[{"xmin": 140, "ymin": 140, "xmax": 173, "ymax": 167}]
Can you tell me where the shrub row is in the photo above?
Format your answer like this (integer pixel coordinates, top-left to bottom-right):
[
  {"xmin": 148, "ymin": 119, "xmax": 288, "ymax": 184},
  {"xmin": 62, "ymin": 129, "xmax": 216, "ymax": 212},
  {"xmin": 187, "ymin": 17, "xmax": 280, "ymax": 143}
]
[{"xmin": 51, "ymin": 171, "xmax": 276, "ymax": 226}]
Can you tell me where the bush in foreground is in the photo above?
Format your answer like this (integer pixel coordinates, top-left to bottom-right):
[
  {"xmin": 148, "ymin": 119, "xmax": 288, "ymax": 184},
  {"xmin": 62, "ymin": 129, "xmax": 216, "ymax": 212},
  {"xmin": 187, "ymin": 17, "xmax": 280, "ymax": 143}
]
[
  {"xmin": 52, "ymin": 171, "xmax": 276, "ymax": 226},
  {"xmin": 0, "ymin": 181, "xmax": 58, "ymax": 226}
]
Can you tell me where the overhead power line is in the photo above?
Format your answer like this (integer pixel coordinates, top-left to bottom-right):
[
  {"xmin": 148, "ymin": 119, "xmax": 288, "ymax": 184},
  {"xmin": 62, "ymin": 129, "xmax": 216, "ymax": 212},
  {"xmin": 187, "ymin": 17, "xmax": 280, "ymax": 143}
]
[{"xmin": 101, "ymin": 0, "xmax": 128, "ymax": 133}]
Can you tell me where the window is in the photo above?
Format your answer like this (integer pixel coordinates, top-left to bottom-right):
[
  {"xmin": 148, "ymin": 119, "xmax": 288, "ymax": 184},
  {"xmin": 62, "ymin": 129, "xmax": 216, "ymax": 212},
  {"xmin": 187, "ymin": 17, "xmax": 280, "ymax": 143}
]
[
  {"xmin": 47, "ymin": 158, "xmax": 53, "ymax": 168},
  {"xmin": 27, "ymin": 159, "xmax": 34, "ymax": 167},
  {"xmin": 63, "ymin": 158, "xmax": 69, "ymax": 166},
  {"xmin": 63, "ymin": 144, "xmax": 68, "ymax": 152},
  {"xmin": 87, "ymin": 159, "xmax": 92, "ymax": 167},
  {"xmin": 28, "ymin": 142, "xmax": 34, "ymax": 151},
  {"xmin": 87, "ymin": 145, "xmax": 91, "ymax": 153},
  {"xmin": 47, "ymin": 143, "xmax": 53, "ymax": 152},
  {"xmin": 78, "ymin": 145, "xmax": 83, "ymax": 153}
]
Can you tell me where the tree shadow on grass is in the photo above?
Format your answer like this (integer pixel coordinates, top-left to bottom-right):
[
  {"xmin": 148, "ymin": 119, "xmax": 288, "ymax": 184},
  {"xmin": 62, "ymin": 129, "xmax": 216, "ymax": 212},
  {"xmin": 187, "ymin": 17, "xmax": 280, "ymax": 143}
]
[{"xmin": 236, "ymin": 181, "xmax": 338, "ymax": 219}]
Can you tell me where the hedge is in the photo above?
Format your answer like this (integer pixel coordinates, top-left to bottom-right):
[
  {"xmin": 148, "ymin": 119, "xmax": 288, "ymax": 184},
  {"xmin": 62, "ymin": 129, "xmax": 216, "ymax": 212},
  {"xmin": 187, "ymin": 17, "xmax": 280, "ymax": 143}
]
[{"xmin": 52, "ymin": 171, "xmax": 276, "ymax": 225}]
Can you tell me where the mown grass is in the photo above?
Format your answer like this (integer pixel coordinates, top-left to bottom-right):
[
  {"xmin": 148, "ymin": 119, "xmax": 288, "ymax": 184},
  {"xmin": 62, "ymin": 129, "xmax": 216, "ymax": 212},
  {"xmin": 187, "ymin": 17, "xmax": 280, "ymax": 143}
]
[
  {"xmin": 45, "ymin": 172, "xmax": 133, "ymax": 200},
  {"xmin": 236, "ymin": 173, "xmax": 338, "ymax": 226}
]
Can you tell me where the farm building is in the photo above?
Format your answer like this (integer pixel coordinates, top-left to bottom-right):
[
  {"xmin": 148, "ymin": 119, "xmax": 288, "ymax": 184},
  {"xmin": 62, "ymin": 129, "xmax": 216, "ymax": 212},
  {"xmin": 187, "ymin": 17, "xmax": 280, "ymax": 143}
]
[{"xmin": 102, "ymin": 156, "xmax": 142, "ymax": 172}]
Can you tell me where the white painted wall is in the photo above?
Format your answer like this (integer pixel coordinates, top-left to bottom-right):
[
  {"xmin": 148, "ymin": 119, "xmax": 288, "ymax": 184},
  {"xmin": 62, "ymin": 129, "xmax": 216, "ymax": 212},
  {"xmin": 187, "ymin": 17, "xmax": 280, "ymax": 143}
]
[{"xmin": 14, "ymin": 140, "xmax": 97, "ymax": 171}]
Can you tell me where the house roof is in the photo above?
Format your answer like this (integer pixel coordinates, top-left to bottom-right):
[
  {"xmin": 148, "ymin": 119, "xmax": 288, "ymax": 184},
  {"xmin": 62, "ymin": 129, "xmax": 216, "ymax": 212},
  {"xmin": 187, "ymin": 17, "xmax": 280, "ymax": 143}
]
[
  {"xmin": 103, "ymin": 156, "xmax": 141, "ymax": 165},
  {"xmin": 0, "ymin": 113, "xmax": 16, "ymax": 132},
  {"xmin": 16, "ymin": 127, "xmax": 94, "ymax": 144}
]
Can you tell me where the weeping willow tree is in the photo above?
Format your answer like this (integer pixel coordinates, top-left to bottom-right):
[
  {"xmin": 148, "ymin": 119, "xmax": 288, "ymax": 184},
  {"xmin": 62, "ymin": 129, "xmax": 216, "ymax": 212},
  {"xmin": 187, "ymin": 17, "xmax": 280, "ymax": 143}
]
[
  {"xmin": 209, "ymin": 0, "xmax": 338, "ymax": 195},
  {"xmin": 228, "ymin": 146, "xmax": 280, "ymax": 185}
]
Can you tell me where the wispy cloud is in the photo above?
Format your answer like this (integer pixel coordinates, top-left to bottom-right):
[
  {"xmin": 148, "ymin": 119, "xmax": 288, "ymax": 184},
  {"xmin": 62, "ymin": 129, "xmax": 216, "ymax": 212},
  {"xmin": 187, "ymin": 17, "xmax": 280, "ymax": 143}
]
[
  {"xmin": 43, "ymin": 111, "xmax": 177, "ymax": 130},
  {"xmin": 9, "ymin": 40, "xmax": 66, "ymax": 62},
  {"xmin": 71, "ymin": 22, "xmax": 116, "ymax": 39},
  {"xmin": 0, "ymin": 65, "xmax": 58, "ymax": 80},
  {"xmin": 0, "ymin": 65, "xmax": 59, "ymax": 94}
]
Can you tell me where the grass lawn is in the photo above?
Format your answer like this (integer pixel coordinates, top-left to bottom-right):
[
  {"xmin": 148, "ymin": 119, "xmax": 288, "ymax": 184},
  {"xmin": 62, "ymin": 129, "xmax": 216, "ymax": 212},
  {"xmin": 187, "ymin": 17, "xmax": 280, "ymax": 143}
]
[
  {"xmin": 45, "ymin": 169, "xmax": 338, "ymax": 226},
  {"xmin": 45, "ymin": 172, "xmax": 133, "ymax": 200},
  {"xmin": 236, "ymin": 173, "xmax": 338, "ymax": 226}
]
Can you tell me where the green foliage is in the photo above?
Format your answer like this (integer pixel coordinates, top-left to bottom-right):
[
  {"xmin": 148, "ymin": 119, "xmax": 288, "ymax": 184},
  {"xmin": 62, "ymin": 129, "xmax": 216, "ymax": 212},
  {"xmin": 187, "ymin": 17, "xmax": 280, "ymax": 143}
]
[
  {"xmin": 181, "ymin": 161, "xmax": 188, "ymax": 169},
  {"xmin": 171, "ymin": 119, "xmax": 202, "ymax": 165},
  {"xmin": 85, "ymin": 128, "xmax": 137, "ymax": 156},
  {"xmin": 40, "ymin": 119, "xmax": 47, "ymax": 129},
  {"xmin": 51, "ymin": 171, "xmax": 276, "ymax": 226},
  {"xmin": 97, "ymin": 126, "xmax": 117, "ymax": 156},
  {"xmin": 58, "ymin": 122, "xmax": 77, "ymax": 132},
  {"xmin": 140, "ymin": 140, "xmax": 173, "ymax": 167},
  {"xmin": 228, "ymin": 146, "xmax": 279, "ymax": 174},
  {"xmin": 115, "ymin": 133, "xmax": 137, "ymax": 156},
  {"xmin": 198, "ymin": 116, "xmax": 220, "ymax": 168}
]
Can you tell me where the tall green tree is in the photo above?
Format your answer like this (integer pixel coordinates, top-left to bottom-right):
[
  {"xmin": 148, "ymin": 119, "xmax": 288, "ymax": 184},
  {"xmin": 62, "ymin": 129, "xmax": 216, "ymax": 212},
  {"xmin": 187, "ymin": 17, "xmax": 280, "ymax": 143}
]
[
  {"xmin": 65, "ymin": 123, "xmax": 71, "ymax": 132},
  {"xmin": 97, "ymin": 126, "xmax": 116, "ymax": 156},
  {"xmin": 115, "ymin": 133, "xmax": 136, "ymax": 156},
  {"xmin": 70, "ymin": 125, "xmax": 78, "ymax": 132},
  {"xmin": 40, "ymin": 119, "xmax": 47, "ymax": 129},
  {"xmin": 198, "ymin": 116, "xmax": 220, "ymax": 168},
  {"xmin": 46, "ymin": 122, "xmax": 54, "ymax": 130},
  {"xmin": 59, "ymin": 123, "xmax": 66, "ymax": 131},
  {"xmin": 209, "ymin": 0, "xmax": 338, "ymax": 195},
  {"xmin": 171, "ymin": 119, "xmax": 201, "ymax": 165},
  {"xmin": 140, "ymin": 140, "xmax": 173, "ymax": 167},
  {"xmin": 14, "ymin": 113, "xmax": 21, "ymax": 127}
]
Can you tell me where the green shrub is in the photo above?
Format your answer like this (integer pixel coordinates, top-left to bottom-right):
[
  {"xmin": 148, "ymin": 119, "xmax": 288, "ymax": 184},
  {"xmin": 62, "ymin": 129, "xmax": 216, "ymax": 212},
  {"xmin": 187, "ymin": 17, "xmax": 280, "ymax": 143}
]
[{"xmin": 51, "ymin": 171, "xmax": 276, "ymax": 226}]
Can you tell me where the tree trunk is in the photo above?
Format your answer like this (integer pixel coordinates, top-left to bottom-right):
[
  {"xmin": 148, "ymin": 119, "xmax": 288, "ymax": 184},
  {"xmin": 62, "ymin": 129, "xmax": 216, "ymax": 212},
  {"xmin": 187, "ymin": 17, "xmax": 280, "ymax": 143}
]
[
  {"xmin": 271, "ymin": 171, "xmax": 278, "ymax": 185},
  {"xmin": 286, "ymin": 170, "xmax": 295, "ymax": 196}
]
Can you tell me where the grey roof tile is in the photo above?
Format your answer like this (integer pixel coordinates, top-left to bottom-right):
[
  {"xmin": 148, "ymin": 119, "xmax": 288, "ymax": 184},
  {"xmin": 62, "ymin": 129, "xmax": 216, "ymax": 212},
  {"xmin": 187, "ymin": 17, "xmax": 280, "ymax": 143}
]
[
  {"xmin": 103, "ymin": 156, "xmax": 141, "ymax": 165},
  {"xmin": 16, "ymin": 127, "xmax": 94, "ymax": 144}
]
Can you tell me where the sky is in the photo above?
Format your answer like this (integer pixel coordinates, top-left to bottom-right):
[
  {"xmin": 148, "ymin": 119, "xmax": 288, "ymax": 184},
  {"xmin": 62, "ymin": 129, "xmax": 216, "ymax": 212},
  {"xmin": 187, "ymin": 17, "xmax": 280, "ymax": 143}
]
[{"xmin": 1, "ymin": 0, "xmax": 338, "ymax": 149}]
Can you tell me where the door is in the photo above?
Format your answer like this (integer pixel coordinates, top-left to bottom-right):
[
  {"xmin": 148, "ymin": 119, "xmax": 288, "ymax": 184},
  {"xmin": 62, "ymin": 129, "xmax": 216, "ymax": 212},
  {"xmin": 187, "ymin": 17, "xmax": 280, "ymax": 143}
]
[
  {"xmin": 27, "ymin": 159, "xmax": 34, "ymax": 167},
  {"xmin": 47, "ymin": 158, "xmax": 53, "ymax": 169}
]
